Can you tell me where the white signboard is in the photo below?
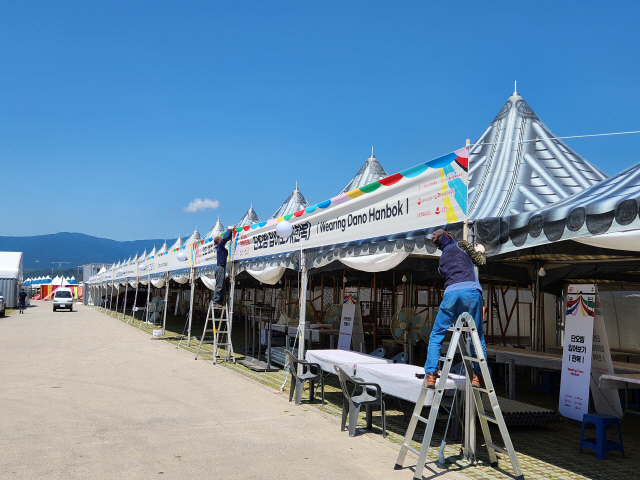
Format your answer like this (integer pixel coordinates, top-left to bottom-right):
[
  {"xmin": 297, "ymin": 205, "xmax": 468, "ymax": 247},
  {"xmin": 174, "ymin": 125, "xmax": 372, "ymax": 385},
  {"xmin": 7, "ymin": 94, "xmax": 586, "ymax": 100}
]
[
  {"xmin": 559, "ymin": 284, "xmax": 595, "ymax": 421},
  {"xmin": 233, "ymin": 149, "xmax": 469, "ymax": 261},
  {"xmin": 337, "ymin": 291, "xmax": 358, "ymax": 351},
  {"xmin": 351, "ymin": 302, "xmax": 366, "ymax": 351},
  {"xmin": 590, "ymin": 292, "xmax": 623, "ymax": 418}
]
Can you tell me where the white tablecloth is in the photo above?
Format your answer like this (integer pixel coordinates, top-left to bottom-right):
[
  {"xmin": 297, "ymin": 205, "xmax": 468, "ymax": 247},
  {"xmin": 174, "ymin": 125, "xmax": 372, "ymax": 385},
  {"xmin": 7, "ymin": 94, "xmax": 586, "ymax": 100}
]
[
  {"xmin": 305, "ymin": 349, "xmax": 392, "ymax": 376},
  {"xmin": 355, "ymin": 363, "xmax": 465, "ymax": 406}
]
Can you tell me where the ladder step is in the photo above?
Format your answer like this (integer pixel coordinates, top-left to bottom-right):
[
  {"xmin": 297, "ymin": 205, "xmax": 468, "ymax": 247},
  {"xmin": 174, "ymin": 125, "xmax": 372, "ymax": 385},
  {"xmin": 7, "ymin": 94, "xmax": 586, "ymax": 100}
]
[
  {"xmin": 478, "ymin": 412, "xmax": 499, "ymax": 424},
  {"xmin": 471, "ymin": 386, "xmax": 491, "ymax": 394},
  {"xmin": 412, "ymin": 414, "xmax": 429, "ymax": 424},
  {"xmin": 486, "ymin": 441, "xmax": 508, "ymax": 454},
  {"xmin": 402, "ymin": 444, "xmax": 420, "ymax": 456},
  {"xmin": 462, "ymin": 355, "xmax": 482, "ymax": 362}
]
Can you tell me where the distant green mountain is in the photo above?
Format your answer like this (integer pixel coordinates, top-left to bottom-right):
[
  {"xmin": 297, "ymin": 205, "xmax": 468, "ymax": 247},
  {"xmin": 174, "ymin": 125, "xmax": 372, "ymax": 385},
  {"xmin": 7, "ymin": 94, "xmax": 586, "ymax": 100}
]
[{"xmin": 0, "ymin": 232, "xmax": 175, "ymax": 271}]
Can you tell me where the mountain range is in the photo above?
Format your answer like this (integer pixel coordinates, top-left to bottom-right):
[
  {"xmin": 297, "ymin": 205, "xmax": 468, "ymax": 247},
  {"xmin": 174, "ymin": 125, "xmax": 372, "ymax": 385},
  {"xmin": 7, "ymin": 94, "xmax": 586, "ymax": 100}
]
[{"xmin": 0, "ymin": 232, "xmax": 175, "ymax": 271}]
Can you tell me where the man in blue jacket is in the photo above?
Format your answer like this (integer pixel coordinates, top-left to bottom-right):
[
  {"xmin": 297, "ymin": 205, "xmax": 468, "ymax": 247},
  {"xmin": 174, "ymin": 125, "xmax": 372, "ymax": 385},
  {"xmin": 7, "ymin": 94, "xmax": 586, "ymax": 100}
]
[
  {"xmin": 213, "ymin": 225, "xmax": 235, "ymax": 307},
  {"xmin": 424, "ymin": 229, "xmax": 487, "ymax": 388}
]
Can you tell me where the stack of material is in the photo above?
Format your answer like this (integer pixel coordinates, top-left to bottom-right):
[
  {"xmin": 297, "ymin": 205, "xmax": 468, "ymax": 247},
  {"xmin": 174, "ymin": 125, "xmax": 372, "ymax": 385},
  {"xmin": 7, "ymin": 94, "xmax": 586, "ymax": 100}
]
[{"xmin": 484, "ymin": 397, "xmax": 563, "ymax": 426}]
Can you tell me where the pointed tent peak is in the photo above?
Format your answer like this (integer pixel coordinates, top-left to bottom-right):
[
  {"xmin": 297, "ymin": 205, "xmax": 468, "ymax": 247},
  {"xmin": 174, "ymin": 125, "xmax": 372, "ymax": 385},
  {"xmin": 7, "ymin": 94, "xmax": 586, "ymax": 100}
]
[
  {"xmin": 468, "ymin": 90, "xmax": 608, "ymax": 219},
  {"xmin": 237, "ymin": 205, "xmax": 261, "ymax": 227},
  {"xmin": 186, "ymin": 228, "xmax": 201, "ymax": 245},
  {"xmin": 148, "ymin": 246, "xmax": 157, "ymax": 258},
  {"xmin": 158, "ymin": 242, "xmax": 168, "ymax": 255},
  {"xmin": 141, "ymin": 249, "xmax": 147, "ymax": 259},
  {"xmin": 340, "ymin": 149, "xmax": 389, "ymax": 194},
  {"xmin": 205, "ymin": 218, "xmax": 226, "ymax": 239},
  {"xmin": 170, "ymin": 236, "xmax": 183, "ymax": 250},
  {"xmin": 270, "ymin": 185, "xmax": 310, "ymax": 219},
  {"xmin": 132, "ymin": 253, "xmax": 139, "ymax": 263}
]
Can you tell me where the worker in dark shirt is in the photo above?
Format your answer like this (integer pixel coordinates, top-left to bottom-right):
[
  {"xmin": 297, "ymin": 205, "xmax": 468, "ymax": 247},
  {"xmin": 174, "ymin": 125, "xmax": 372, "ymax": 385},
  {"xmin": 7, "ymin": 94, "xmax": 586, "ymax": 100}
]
[
  {"xmin": 424, "ymin": 229, "xmax": 487, "ymax": 388},
  {"xmin": 213, "ymin": 225, "xmax": 235, "ymax": 307},
  {"xmin": 18, "ymin": 288, "xmax": 28, "ymax": 314}
]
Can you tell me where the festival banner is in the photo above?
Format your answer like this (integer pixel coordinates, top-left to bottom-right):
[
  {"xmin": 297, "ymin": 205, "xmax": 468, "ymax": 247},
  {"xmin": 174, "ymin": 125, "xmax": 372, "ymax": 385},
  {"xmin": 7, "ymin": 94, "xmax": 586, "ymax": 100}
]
[
  {"xmin": 233, "ymin": 148, "xmax": 468, "ymax": 260},
  {"xmin": 559, "ymin": 285, "xmax": 595, "ymax": 421}
]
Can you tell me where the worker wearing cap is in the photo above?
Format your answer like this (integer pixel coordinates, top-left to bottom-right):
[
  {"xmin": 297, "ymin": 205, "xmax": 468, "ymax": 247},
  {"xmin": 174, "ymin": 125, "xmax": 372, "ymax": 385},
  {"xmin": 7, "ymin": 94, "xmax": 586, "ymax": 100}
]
[
  {"xmin": 424, "ymin": 229, "xmax": 487, "ymax": 388},
  {"xmin": 212, "ymin": 225, "xmax": 236, "ymax": 307}
]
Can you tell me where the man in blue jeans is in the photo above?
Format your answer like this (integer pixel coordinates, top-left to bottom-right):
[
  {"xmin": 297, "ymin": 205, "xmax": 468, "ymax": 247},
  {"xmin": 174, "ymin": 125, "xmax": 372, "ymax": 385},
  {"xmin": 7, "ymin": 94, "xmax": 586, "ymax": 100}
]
[
  {"xmin": 213, "ymin": 225, "xmax": 235, "ymax": 307},
  {"xmin": 424, "ymin": 229, "xmax": 487, "ymax": 389}
]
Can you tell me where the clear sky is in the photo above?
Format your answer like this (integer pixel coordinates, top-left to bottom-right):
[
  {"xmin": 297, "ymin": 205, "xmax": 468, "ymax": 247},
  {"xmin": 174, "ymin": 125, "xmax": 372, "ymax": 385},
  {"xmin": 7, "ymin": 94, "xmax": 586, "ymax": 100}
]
[{"xmin": 2, "ymin": 1, "xmax": 639, "ymax": 240}]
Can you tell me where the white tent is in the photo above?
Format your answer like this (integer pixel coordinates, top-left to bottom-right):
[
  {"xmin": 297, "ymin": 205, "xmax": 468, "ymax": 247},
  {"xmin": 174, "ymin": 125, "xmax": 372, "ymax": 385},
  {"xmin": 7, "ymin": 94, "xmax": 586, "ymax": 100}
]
[
  {"xmin": 340, "ymin": 150, "xmax": 388, "ymax": 194},
  {"xmin": 0, "ymin": 252, "xmax": 23, "ymax": 308},
  {"xmin": 270, "ymin": 185, "xmax": 310, "ymax": 219}
]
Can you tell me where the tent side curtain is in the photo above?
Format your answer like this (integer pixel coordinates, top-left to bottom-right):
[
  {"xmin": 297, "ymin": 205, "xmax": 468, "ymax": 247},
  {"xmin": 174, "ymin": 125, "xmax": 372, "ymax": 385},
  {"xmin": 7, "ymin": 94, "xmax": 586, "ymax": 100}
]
[
  {"xmin": 339, "ymin": 252, "xmax": 409, "ymax": 272},
  {"xmin": 171, "ymin": 267, "xmax": 191, "ymax": 284},
  {"xmin": 200, "ymin": 274, "xmax": 216, "ymax": 291},
  {"xmin": 234, "ymin": 250, "xmax": 300, "ymax": 275},
  {"xmin": 150, "ymin": 273, "xmax": 167, "ymax": 288},
  {"xmin": 245, "ymin": 266, "xmax": 286, "ymax": 285},
  {"xmin": 305, "ymin": 223, "xmax": 458, "ymax": 270}
]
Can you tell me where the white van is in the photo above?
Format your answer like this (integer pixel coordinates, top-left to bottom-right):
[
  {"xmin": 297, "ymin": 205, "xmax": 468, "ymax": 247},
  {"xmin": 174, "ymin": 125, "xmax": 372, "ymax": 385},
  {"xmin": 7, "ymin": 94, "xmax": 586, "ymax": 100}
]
[{"xmin": 53, "ymin": 288, "xmax": 74, "ymax": 312}]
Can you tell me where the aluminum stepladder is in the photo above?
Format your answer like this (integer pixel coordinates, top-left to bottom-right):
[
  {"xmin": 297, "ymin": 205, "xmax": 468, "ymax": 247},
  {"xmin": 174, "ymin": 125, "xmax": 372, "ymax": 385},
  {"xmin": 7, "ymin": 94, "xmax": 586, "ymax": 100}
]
[
  {"xmin": 395, "ymin": 312, "xmax": 524, "ymax": 480},
  {"xmin": 195, "ymin": 300, "xmax": 235, "ymax": 364}
]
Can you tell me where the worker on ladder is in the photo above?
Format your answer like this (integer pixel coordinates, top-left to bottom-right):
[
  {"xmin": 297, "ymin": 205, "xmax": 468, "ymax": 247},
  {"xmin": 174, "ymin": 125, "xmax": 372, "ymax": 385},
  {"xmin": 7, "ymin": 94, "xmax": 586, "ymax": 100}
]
[
  {"xmin": 424, "ymin": 229, "xmax": 487, "ymax": 389},
  {"xmin": 213, "ymin": 224, "xmax": 236, "ymax": 308}
]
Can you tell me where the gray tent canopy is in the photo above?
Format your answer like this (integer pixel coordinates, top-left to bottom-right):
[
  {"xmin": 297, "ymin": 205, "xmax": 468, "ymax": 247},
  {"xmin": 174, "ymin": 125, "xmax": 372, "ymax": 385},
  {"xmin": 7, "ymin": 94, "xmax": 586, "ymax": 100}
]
[
  {"xmin": 204, "ymin": 218, "xmax": 225, "ymax": 239},
  {"xmin": 237, "ymin": 206, "xmax": 261, "ymax": 227},
  {"xmin": 270, "ymin": 185, "xmax": 310, "ymax": 219},
  {"xmin": 468, "ymin": 90, "xmax": 607, "ymax": 220},
  {"xmin": 340, "ymin": 150, "xmax": 388, "ymax": 194}
]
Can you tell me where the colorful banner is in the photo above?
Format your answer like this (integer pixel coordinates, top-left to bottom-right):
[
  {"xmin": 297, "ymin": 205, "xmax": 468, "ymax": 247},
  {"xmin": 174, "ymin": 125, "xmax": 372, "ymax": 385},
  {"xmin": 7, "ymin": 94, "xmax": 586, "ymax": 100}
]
[
  {"xmin": 559, "ymin": 285, "xmax": 595, "ymax": 421},
  {"xmin": 233, "ymin": 148, "xmax": 468, "ymax": 261}
]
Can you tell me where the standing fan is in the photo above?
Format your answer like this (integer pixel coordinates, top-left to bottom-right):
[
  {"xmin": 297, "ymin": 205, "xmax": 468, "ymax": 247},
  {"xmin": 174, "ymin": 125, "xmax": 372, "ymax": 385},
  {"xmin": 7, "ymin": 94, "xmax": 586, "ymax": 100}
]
[
  {"xmin": 323, "ymin": 304, "xmax": 343, "ymax": 328},
  {"xmin": 390, "ymin": 308, "xmax": 428, "ymax": 364}
]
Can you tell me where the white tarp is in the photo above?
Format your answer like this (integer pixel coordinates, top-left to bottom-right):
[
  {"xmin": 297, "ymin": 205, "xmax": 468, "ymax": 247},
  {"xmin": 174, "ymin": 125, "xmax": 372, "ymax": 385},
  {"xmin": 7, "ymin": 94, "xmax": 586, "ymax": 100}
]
[
  {"xmin": 245, "ymin": 266, "xmax": 286, "ymax": 285},
  {"xmin": 0, "ymin": 252, "xmax": 22, "ymax": 279},
  {"xmin": 340, "ymin": 252, "xmax": 409, "ymax": 272},
  {"xmin": 233, "ymin": 149, "xmax": 469, "ymax": 261},
  {"xmin": 200, "ymin": 274, "xmax": 216, "ymax": 291},
  {"xmin": 573, "ymin": 229, "xmax": 640, "ymax": 252},
  {"xmin": 151, "ymin": 278, "xmax": 166, "ymax": 289}
]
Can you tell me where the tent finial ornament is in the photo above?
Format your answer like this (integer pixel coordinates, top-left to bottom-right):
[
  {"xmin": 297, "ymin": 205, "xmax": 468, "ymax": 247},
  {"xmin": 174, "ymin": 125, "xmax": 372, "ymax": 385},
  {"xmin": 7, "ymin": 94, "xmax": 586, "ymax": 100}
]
[
  {"xmin": 514, "ymin": 80, "xmax": 517, "ymax": 95},
  {"xmin": 371, "ymin": 146, "xmax": 374, "ymax": 156}
]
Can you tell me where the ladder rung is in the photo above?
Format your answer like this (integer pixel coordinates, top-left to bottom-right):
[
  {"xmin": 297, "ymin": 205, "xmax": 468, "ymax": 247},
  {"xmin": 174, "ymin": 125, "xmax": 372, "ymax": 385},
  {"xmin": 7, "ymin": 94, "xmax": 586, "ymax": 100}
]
[
  {"xmin": 402, "ymin": 444, "xmax": 420, "ymax": 456},
  {"xmin": 486, "ymin": 441, "xmax": 507, "ymax": 454},
  {"xmin": 472, "ymin": 386, "xmax": 491, "ymax": 394},
  {"xmin": 447, "ymin": 326, "xmax": 474, "ymax": 332},
  {"xmin": 438, "ymin": 356, "xmax": 450, "ymax": 362},
  {"xmin": 462, "ymin": 355, "xmax": 482, "ymax": 362},
  {"xmin": 412, "ymin": 414, "xmax": 429, "ymax": 424},
  {"xmin": 478, "ymin": 412, "xmax": 499, "ymax": 424}
]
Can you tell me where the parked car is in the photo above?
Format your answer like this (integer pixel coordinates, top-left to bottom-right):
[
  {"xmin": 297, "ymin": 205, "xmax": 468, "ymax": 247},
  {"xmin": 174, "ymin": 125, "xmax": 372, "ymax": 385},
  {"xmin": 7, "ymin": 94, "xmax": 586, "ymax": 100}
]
[
  {"xmin": 53, "ymin": 288, "xmax": 74, "ymax": 312},
  {"xmin": 0, "ymin": 291, "xmax": 5, "ymax": 316}
]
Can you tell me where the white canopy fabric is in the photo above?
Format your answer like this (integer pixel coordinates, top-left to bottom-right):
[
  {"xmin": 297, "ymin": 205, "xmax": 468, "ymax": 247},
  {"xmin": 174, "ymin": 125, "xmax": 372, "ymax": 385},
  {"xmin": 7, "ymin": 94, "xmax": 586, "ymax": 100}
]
[
  {"xmin": 172, "ymin": 275, "xmax": 190, "ymax": 284},
  {"xmin": 139, "ymin": 277, "xmax": 149, "ymax": 286},
  {"xmin": 339, "ymin": 252, "xmax": 409, "ymax": 273},
  {"xmin": 129, "ymin": 280, "xmax": 139, "ymax": 288},
  {"xmin": 151, "ymin": 278, "xmax": 166, "ymax": 288},
  {"xmin": 200, "ymin": 274, "xmax": 216, "ymax": 291},
  {"xmin": 0, "ymin": 252, "xmax": 22, "ymax": 278},
  {"xmin": 573, "ymin": 229, "xmax": 640, "ymax": 253},
  {"xmin": 245, "ymin": 266, "xmax": 286, "ymax": 285}
]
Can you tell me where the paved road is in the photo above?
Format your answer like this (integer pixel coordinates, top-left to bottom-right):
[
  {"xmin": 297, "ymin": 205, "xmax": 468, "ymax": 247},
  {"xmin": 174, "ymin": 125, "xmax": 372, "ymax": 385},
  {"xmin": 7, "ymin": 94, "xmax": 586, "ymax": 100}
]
[{"xmin": 0, "ymin": 302, "xmax": 455, "ymax": 480}]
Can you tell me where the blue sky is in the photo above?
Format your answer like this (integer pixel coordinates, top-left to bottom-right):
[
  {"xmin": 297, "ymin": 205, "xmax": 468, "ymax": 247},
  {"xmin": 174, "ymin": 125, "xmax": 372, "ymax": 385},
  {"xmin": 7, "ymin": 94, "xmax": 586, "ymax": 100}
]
[{"xmin": 2, "ymin": 1, "xmax": 639, "ymax": 240}]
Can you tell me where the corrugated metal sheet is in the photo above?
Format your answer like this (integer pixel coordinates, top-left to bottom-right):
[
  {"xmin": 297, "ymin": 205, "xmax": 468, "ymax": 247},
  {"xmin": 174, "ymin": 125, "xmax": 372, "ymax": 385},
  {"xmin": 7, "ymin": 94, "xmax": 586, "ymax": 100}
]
[{"xmin": 0, "ymin": 278, "xmax": 18, "ymax": 309}]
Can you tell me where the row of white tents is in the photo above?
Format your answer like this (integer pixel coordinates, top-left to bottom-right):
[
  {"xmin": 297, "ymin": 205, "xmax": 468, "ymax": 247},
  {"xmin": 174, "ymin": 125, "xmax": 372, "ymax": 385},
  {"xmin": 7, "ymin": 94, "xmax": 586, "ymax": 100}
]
[
  {"xmin": 24, "ymin": 276, "xmax": 78, "ymax": 286},
  {"xmin": 87, "ymin": 89, "xmax": 640, "ymax": 357}
]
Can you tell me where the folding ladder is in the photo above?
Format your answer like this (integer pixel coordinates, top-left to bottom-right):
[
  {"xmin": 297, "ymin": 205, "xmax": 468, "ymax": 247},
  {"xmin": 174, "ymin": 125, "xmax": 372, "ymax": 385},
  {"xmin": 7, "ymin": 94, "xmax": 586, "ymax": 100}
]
[
  {"xmin": 395, "ymin": 312, "xmax": 524, "ymax": 480},
  {"xmin": 195, "ymin": 301, "xmax": 235, "ymax": 364}
]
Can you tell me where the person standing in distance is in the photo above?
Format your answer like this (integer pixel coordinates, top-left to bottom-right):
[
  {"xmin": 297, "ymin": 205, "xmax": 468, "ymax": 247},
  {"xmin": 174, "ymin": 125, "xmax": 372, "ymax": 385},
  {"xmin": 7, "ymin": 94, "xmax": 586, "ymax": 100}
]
[
  {"xmin": 213, "ymin": 225, "xmax": 236, "ymax": 308},
  {"xmin": 18, "ymin": 288, "xmax": 28, "ymax": 314},
  {"xmin": 424, "ymin": 229, "xmax": 487, "ymax": 388}
]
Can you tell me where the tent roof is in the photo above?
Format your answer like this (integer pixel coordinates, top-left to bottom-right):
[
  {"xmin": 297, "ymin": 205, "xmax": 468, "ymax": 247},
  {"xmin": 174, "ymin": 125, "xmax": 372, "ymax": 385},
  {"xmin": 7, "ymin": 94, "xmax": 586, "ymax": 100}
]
[
  {"xmin": 468, "ymin": 91, "xmax": 607, "ymax": 219},
  {"xmin": 237, "ymin": 207, "xmax": 261, "ymax": 227},
  {"xmin": 270, "ymin": 186, "xmax": 310, "ymax": 219},
  {"xmin": 169, "ymin": 237, "xmax": 183, "ymax": 250},
  {"xmin": 476, "ymin": 158, "xmax": 640, "ymax": 256},
  {"xmin": 0, "ymin": 252, "xmax": 22, "ymax": 279},
  {"xmin": 204, "ymin": 219, "xmax": 226, "ymax": 239},
  {"xmin": 186, "ymin": 228, "xmax": 201, "ymax": 245},
  {"xmin": 147, "ymin": 246, "xmax": 157, "ymax": 259},
  {"xmin": 340, "ymin": 151, "xmax": 388, "ymax": 194},
  {"xmin": 158, "ymin": 242, "xmax": 168, "ymax": 255}
]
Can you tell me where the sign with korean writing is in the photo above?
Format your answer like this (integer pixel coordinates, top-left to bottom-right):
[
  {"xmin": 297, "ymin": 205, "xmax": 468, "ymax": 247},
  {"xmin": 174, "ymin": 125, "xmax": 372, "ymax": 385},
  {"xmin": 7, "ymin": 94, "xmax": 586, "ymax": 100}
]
[
  {"xmin": 233, "ymin": 149, "xmax": 468, "ymax": 261},
  {"xmin": 559, "ymin": 284, "xmax": 595, "ymax": 421},
  {"xmin": 337, "ymin": 290, "xmax": 358, "ymax": 351}
]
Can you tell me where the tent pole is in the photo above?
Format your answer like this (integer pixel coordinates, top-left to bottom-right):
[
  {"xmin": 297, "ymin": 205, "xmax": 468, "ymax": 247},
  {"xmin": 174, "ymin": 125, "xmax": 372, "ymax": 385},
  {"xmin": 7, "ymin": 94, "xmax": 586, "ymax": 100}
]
[
  {"xmin": 187, "ymin": 266, "xmax": 195, "ymax": 345},
  {"xmin": 144, "ymin": 274, "xmax": 151, "ymax": 327},
  {"xmin": 121, "ymin": 281, "xmax": 128, "ymax": 319},
  {"xmin": 162, "ymin": 272, "xmax": 170, "ymax": 335},
  {"xmin": 298, "ymin": 250, "xmax": 308, "ymax": 363},
  {"xmin": 113, "ymin": 279, "xmax": 120, "ymax": 317},
  {"xmin": 132, "ymin": 278, "xmax": 139, "ymax": 325},
  {"xmin": 108, "ymin": 278, "xmax": 114, "ymax": 313}
]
